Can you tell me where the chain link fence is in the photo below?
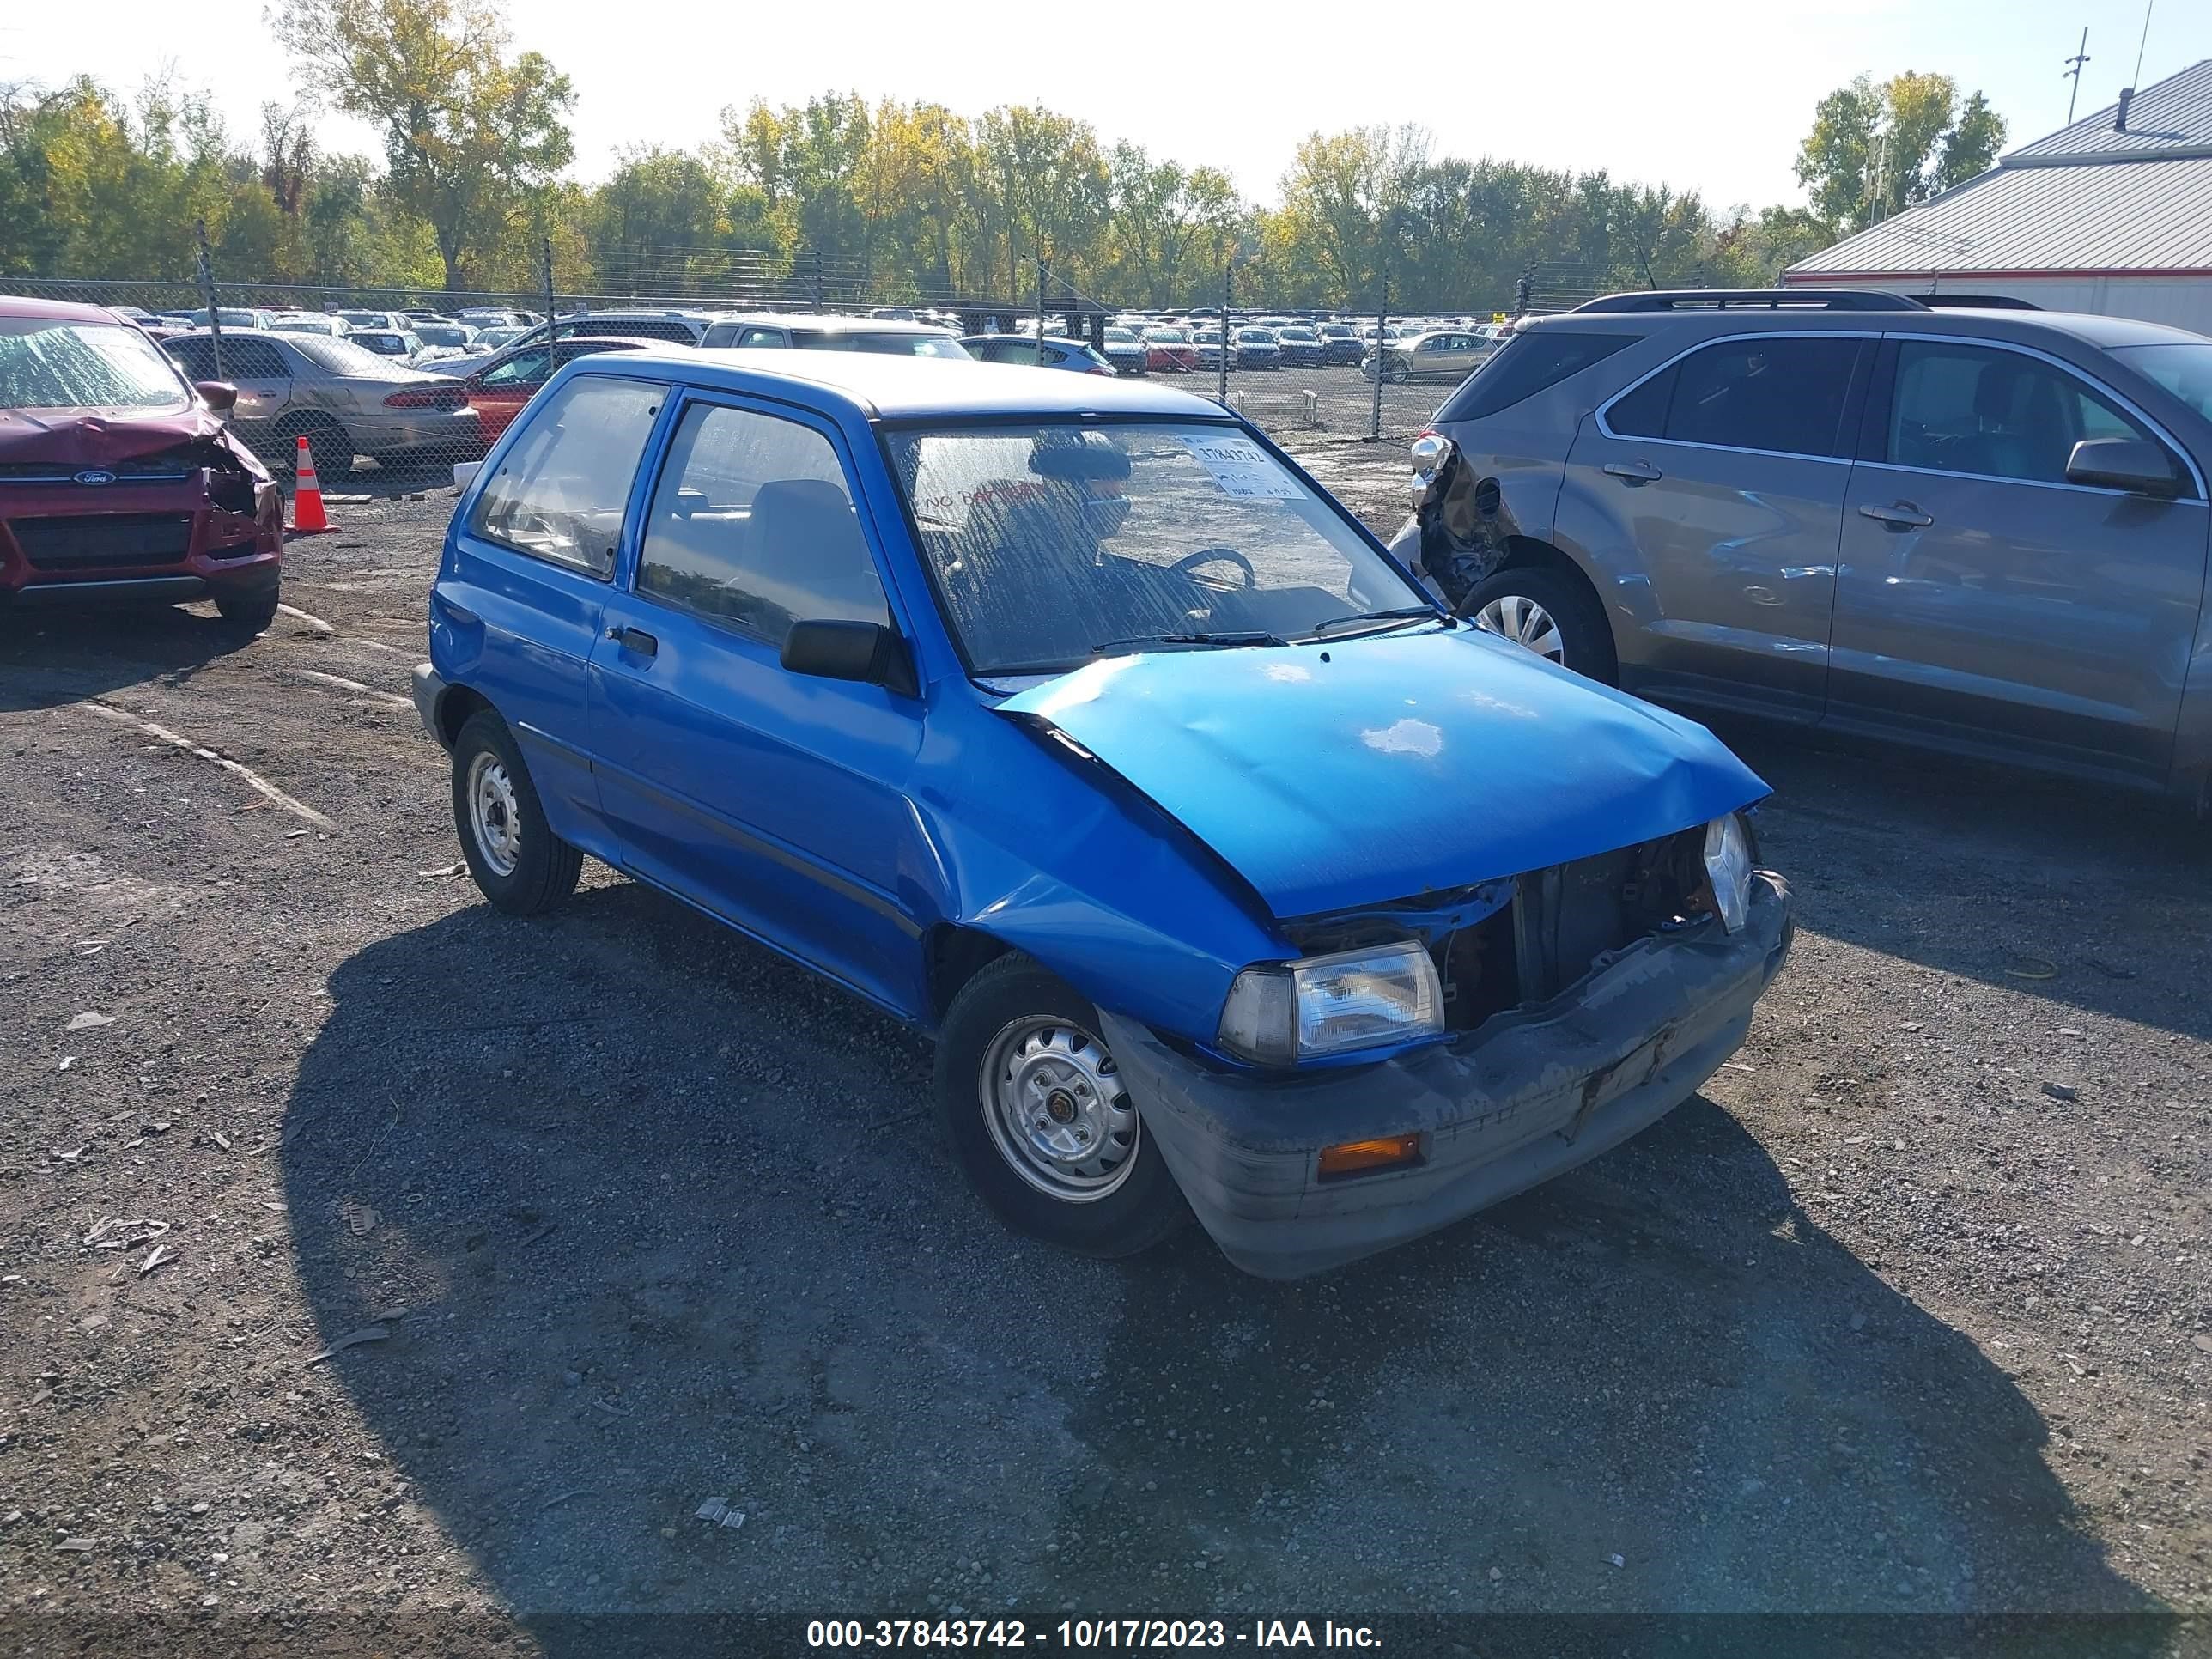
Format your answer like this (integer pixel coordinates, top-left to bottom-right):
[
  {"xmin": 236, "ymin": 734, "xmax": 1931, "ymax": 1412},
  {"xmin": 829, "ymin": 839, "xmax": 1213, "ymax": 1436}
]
[{"xmin": 8, "ymin": 266, "xmax": 1595, "ymax": 489}]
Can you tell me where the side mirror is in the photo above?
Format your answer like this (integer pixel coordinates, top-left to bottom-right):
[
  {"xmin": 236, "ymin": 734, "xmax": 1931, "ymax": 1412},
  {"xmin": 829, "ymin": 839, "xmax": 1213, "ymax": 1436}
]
[
  {"xmin": 780, "ymin": 618, "xmax": 918, "ymax": 698},
  {"xmin": 196, "ymin": 380, "xmax": 238, "ymax": 412},
  {"xmin": 2066, "ymin": 437, "xmax": 2183, "ymax": 498}
]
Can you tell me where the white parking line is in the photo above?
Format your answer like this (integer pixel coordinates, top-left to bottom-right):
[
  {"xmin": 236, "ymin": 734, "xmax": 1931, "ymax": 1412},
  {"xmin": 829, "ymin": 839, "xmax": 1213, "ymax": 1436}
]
[
  {"xmin": 277, "ymin": 599, "xmax": 409, "ymax": 655},
  {"xmin": 82, "ymin": 702, "xmax": 338, "ymax": 831},
  {"xmin": 279, "ymin": 669, "xmax": 411, "ymax": 708},
  {"xmin": 276, "ymin": 602, "xmax": 336, "ymax": 634}
]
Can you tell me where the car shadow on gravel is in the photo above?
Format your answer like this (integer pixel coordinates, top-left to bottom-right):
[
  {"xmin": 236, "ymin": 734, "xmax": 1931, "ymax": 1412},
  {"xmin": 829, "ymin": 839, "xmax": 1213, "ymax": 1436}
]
[
  {"xmin": 1718, "ymin": 725, "xmax": 2212, "ymax": 1039},
  {"xmin": 279, "ymin": 876, "xmax": 2168, "ymax": 1649},
  {"xmin": 0, "ymin": 602, "xmax": 251, "ymax": 710}
]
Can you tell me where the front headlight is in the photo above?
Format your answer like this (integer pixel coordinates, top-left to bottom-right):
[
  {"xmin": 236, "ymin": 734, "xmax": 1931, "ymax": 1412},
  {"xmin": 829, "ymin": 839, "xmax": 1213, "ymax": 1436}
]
[
  {"xmin": 1218, "ymin": 942, "xmax": 1443, "ymax": 1067},
  {"xmin": 1703, "ymin": 813, "xmax": 1755, "ymax": 933}
]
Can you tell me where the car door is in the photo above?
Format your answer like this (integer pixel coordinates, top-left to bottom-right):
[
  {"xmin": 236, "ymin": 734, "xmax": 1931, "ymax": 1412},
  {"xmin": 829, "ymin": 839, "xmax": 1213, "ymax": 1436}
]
[
  {"xmin": 1557, "ymin": 331, "xmax": 1870, "ymax": 723},
  {"xmin": 1830, "ymin": 336, "xmax": 2211, "ymax": 781},
  {"xmin": 587, "ymin": 394, "xmax": 926, "ymax": 1007},
  {"xmin": 440, "ymin": 372, "xmax": 668, "ymax": 855}
]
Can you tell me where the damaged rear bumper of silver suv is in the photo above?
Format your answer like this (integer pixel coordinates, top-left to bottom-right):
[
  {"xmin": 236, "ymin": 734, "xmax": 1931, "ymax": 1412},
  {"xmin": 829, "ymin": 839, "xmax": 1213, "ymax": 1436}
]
[{"xmin": 1098, "ymin": 872, "xmax": 1793, "ymax": 1280}]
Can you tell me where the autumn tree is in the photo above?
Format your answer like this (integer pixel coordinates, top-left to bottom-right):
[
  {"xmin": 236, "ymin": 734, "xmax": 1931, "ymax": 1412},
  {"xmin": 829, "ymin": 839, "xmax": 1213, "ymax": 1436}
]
[
  {"xmin": 273, "ymin": 0, "xmax": 574, "ymax": 289},
  {"xmin": 1795, "ymin": 71, "xmax": 2006, "ymax": 233}
]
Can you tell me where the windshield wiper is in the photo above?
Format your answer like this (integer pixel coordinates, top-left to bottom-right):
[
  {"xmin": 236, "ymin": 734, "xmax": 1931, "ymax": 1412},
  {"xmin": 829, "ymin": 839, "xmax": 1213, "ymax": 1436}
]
[
  {"xmin": 1306, "ymin": 605, "xmax": 1446, "ymax": 638},
  {"xmin": 1092, "ymin": 630, "xmax": 1288, "ymax": 655}
]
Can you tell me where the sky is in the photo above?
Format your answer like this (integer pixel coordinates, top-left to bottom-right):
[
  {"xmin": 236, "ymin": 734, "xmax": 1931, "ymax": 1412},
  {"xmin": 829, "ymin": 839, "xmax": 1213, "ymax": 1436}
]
[{"xmin": 0, "ymin": 0, "xmax": 2195, "ymax": 210}]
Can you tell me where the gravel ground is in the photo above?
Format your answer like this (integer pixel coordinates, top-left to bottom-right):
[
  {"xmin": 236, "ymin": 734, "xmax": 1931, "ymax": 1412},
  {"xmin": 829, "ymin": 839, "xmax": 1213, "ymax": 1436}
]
[{"xmin": 2, "ymin": 450, "xmax": 2209, "ymax": 1656}]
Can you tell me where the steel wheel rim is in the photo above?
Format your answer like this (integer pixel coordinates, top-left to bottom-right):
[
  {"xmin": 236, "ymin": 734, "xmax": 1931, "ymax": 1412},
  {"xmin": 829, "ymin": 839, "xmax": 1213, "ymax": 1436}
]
[
  {"xmin": 466, "ymin": 751, "xmax": 521, "ymax": 878},
  {"xmin": 981, "ymin": 1016, "xmax": 1139, "ymax": 1203},
  {"xmin": 1475, "ymin": 593, "xmax": 1565, "ymax": 663}
]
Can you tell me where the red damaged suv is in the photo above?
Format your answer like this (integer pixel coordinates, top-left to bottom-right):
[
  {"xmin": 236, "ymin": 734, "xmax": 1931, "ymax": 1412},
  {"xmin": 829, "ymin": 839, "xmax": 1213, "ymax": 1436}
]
[{"xmin": 1, "ymin": 295, "xmax": 283, "ymax": 635}]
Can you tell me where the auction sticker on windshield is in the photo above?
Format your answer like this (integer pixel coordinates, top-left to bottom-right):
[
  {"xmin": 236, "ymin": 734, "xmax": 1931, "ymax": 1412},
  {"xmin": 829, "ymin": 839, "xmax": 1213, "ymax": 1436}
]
[{"xmin": 1181, "ymin": 434, "xmax": 1301, "ymax": 499}]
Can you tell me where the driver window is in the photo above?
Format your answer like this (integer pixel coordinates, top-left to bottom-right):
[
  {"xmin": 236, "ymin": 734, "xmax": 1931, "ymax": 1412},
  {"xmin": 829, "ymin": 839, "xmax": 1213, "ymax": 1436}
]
[
  {"xmin": 635, "ymin": 403, "xmax": 887, "ymax": 646},
  {"xmin": 469, "ymin": 375, "xmax": 663, "ymax": 577},
  {"xmin": 1889, "ymin": 343, "xmax": 2154, "ymax": 486}
]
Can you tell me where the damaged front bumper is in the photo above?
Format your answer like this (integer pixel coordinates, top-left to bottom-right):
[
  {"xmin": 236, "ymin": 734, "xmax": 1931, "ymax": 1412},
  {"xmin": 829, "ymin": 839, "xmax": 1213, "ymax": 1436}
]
[{"xmin": 1099, "ymin": 872, "xmax": 1793, "ymax": 1279}]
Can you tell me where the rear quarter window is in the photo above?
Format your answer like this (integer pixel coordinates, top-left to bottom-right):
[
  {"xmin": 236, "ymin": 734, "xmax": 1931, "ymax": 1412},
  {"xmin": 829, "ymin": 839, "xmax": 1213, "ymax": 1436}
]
[{"xmin": 1436, "ymin": 330, "xmax": 1638, "ymax": 422}]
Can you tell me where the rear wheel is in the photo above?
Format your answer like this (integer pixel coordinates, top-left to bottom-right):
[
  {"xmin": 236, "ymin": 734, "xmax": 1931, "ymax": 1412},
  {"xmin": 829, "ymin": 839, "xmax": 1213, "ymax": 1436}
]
[
  {"xmin": 269, "ymin": 413, "xmax": 355, "ymax": 482},
  {"xmin": 1464, "ymin": 565, "xmax": 1617, "ymax": 684},
  {"xmin": 450, "ymin": 709, "xmax": 583, "ymax": 915},
  {"xmin": 933, "ymin": 954, "xmax": 1188, "ymax": 1259}
]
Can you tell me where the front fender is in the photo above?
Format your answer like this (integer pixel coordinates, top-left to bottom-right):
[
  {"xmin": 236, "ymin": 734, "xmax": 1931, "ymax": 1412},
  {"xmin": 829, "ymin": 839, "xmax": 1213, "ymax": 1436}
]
[{"xmin": 905, "ymin": 708, "xmax": 1284, "ymax": 1042}]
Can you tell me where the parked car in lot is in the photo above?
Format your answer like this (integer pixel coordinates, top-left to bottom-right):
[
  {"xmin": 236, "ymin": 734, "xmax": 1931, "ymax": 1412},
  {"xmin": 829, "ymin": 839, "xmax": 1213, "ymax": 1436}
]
[
  {"xmin": 449, "ymin": 335, "xmax": 661, "ymax": 441},
  {"xmin": 1273, "ymin": 325, "xmax": 1326, "ymax": 368},
  {"xmin": 1141, "ymin": 326, "xmax": 1200, "ymax": 374},
  {"xmin": 959, "ymin": 335, "xmax": 1115, "ymax": 374},
  {"xmin": 411, "ymin": 350, "xmax": 1791, "ymax": 1277},
  {"xmin": 1316, "ymin": 322, "xmax": 1364, "ymax": 365},
  {"xmin": 0, "ymin": 295, "xmax": 282, "ymax": 633},
  {"xmin": 1397, "ymin": 288, "xmax": 2212, "ymax": 803},
  {"xmin": 705, "ymin": 313, "xmax": 971, "ymax": 357},
  {"xmin": 185, "ymin": 307, "xmax": 277, "ymax": 331},
  {"xmin": 410, "ymin": 320, "xmax": 481, "ymax": 362},
  {"xmin": 163, "ymin": 329, "xmax": 483, "ymax": 474},
  {"xmin": 1363, "ymin": 329, "xmax": 1496, "ymax": 384},
  {"xmin": 1100, "ymin": 326, "xmax": 1149, "ymax": 376},
  {"xmin": 337, "ymin": 310, "xmax": 410, "ymax": 332},
  {"xmin": 270, "ymin": 313, "xmax": 351, "ymax": 337},
  {"xmin": 1231, "ymin": 327, "xmax": 1282, "ymax": 370}
]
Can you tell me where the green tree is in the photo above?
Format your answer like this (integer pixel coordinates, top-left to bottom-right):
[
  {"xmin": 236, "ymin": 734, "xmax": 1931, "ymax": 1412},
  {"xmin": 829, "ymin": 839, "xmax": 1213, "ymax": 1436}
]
[
  {"xmin": 1795, "ymin": 71, "xmax": 2008, "ymax": 234},
  {"xmin": 272, "ymin": 0, "xmax": 574, "ymax": 289}
]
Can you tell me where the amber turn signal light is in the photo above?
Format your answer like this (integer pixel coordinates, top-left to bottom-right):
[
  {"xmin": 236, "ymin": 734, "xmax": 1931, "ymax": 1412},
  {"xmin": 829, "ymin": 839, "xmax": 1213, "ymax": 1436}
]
[{"xmin": 1317, "ymin": 1134, "xmax": 1422, "ymax": 1179}]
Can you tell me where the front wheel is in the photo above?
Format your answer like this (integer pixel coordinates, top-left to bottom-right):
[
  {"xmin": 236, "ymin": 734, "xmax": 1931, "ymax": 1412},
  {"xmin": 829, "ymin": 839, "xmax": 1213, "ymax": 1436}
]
[
  {"xmin": 933, "ymin": 955, "xmax": 1188, "ymax": 1259},
  {"xmin": 450, "ymin": 709, "xmax": 583, "ymax": 914},
  {"xmin": 212, "ymin": 586, "xmax": 279, "ymax": 640}
]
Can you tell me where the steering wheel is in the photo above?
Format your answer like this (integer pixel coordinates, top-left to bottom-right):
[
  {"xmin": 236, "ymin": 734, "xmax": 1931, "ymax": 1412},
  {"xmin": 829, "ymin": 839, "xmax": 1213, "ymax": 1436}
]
[{"xmin": 1171, "ymin": 546, "xmax": 1255, "ymax": 590}]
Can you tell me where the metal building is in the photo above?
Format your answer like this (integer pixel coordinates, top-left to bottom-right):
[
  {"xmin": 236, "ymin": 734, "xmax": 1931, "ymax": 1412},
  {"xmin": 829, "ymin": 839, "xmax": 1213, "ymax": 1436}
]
[{"xmin": 1784, "ymin": 59, "xmax": 2212, "ymax": 334}]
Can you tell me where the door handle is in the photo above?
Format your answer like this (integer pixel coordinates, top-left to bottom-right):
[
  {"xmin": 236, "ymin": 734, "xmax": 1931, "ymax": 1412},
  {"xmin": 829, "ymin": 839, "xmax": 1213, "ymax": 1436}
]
[
  {"xmin": 1859, "ymin": 502, "xmax": 1934, "ymax": 530},
  {"xmin": 1602, "ymin": 459, "xmax": 1662, "ymax": 484},
  {"xmin": 607, "ymin": 624, "xmax": 658, "ymax": 658}
]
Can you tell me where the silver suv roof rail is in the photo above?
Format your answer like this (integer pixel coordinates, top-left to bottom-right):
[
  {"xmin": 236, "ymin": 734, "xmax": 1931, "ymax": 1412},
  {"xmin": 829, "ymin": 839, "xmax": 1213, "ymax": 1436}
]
[{"xmin": 1572, "ymin": 289, "xmax": 1928, "ymax": 313}]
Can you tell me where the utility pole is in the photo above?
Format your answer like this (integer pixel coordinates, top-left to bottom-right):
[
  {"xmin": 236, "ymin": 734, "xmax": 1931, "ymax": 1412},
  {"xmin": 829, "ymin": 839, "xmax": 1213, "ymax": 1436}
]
[
  {"xmin": 194, "ymin": 218, "xmax": 225, "ymax": 384},
  {"xmin": 2063, "ymin": 27, "xmax": 2092, "ymax": 123}
]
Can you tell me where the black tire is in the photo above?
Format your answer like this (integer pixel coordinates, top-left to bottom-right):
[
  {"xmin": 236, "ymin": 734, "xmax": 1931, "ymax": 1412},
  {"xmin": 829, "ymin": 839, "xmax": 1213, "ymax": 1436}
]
[
  {"xmin": 1385, "ymin": 360, "xmax": 1409, "ymax": 384},
  {"xmin": 933, "ymin": 953, "xmax": 1189, "ymax": 1259},
  {"xmin": 449, "ymin": 708, "xmax": 583, "ymax": 915},
  {"xmin": 212, "ymin": 587, "xmax": 279, "ymax": 640},
  {"xmin": 269, "ymin": 413, "xmax": 356, "ymax": 483},
  {"xmin": 1462, "ymin": 563, "xmax": 1619, "ymax": 684}
]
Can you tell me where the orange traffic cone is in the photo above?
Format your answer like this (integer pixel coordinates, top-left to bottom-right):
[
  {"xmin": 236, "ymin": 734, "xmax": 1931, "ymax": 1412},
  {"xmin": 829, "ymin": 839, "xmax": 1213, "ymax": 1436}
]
[{"xmin": 287, "ymin": 434, "xmax": 335, "ymax": 535}]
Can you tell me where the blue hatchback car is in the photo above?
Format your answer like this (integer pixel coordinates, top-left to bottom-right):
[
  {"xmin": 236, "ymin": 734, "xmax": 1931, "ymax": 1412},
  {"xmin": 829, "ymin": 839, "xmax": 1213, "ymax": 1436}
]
[{"xmin": 413, "ymin": 351, "xmax": 1794, "ymax": 1279}]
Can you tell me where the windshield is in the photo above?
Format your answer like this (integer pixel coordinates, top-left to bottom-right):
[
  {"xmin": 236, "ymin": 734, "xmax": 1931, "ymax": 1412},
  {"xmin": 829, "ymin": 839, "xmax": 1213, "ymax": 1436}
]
[
  {"xmin": 416, "ymin": 324, "xmax": 471, "ymax": 346},
  {"xmin": 1147, "ymin": 327, "xmax": 1191, "ymax": 343},
  {"xmin": 888, "ymin": 422, "xmax": 1430, "ymax": 677},
  {"xmin": 2111, "ymin": 343, "xmax": 2212, "ymax": 423},
  {"xmin": 0, "ymin": 318, "xmax": 191, "ymax": 410}
]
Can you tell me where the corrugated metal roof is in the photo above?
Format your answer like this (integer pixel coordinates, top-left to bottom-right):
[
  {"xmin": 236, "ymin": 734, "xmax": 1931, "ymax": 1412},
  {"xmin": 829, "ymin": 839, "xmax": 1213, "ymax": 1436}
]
[
  {"xmin": 1788, "ymin": 155, "xmax": 2212, "ymax": 275},
  {"xmin": 2009, "ymin": 58, "xmax": 2212, "ymax": 163}
]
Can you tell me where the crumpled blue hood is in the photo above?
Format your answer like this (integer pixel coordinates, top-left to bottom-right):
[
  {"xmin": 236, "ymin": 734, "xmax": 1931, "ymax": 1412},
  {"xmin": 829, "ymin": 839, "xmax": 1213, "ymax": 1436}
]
[{"xmin": 1000, "ymin": 626, "xmax": 1769, "ymax": 920}]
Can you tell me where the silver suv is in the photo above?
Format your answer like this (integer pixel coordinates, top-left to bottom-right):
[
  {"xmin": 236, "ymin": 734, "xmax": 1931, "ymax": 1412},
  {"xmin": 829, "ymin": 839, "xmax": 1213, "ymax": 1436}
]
[{"xmin": 1397, "ymin": 289, "xmax": 2212, "ymax": 803}]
